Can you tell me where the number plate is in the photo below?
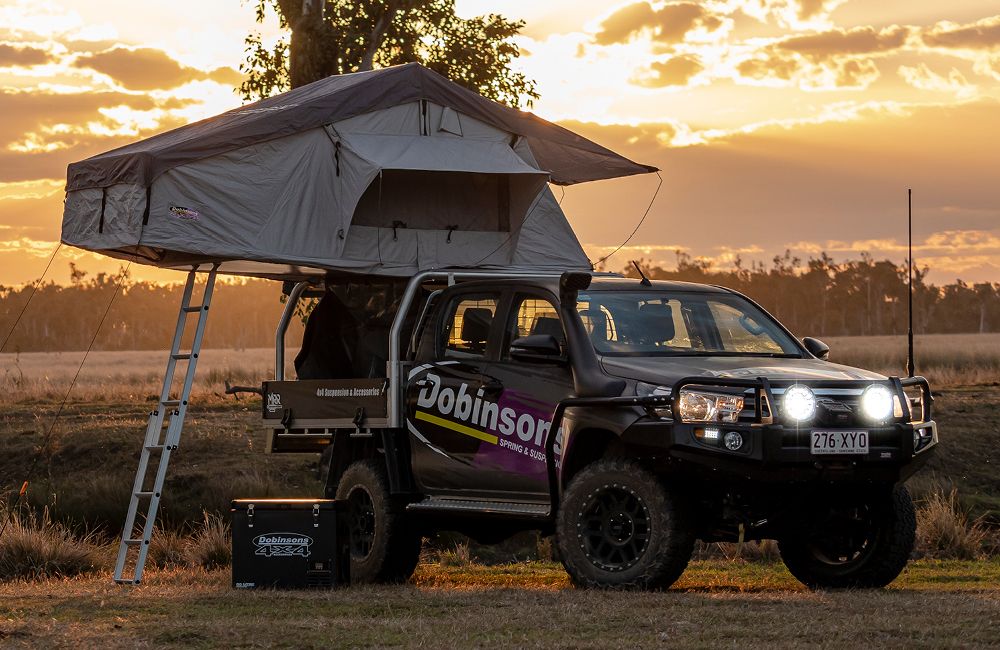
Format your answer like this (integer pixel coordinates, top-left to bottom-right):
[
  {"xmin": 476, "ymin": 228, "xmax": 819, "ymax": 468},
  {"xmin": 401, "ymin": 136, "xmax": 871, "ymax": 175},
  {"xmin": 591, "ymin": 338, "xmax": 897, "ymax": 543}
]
[{"xmin": 811, "ymin": 430, "xmax": 869, "ymax": 455}]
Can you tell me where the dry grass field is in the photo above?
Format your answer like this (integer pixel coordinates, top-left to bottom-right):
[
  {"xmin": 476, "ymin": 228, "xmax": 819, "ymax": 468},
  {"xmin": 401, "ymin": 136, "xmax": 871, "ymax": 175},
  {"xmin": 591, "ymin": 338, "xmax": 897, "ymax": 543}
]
[
  {"xmin": 0, "ymin": 347, "xmax": 291, "ymax": 403},
  {"xmin": 0, "ymin": 333, "xmax": 994, "ymax": 406},
  {"xmin": 827, "ymin": 333, "xmax": 1000, "ymax": 387},
  {"xmin": 1, "ymin": 561, "xmax": 999, "ymax": 648},
  {"xmin": 1, "ymin": 335, "xmax": 998, "ymax": 648}
]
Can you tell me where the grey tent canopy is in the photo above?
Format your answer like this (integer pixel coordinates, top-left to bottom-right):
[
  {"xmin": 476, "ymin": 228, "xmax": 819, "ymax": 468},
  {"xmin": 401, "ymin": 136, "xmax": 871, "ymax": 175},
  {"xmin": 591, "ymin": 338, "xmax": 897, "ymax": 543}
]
[{"xmin": 61, "ymin": 63, "xmax": 657, "ymax": 279}]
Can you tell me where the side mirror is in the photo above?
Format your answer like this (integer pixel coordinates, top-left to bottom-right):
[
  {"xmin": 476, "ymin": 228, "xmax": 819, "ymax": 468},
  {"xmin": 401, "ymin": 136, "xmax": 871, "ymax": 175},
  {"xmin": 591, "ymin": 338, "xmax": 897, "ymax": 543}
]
[
  {"xmin": 802, "ymin": 337, "xmax": 830, "ymax": 361},
  {"xmin": 510, "ymin": 334, "xmax": 564, "ymax": 363}
]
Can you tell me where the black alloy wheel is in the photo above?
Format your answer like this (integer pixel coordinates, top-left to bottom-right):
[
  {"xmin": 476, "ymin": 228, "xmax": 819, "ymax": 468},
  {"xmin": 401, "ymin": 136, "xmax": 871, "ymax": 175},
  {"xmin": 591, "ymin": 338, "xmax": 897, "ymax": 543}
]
[
  {"xmin": 578, "ymin": 484, "xmax": 651, "ymax": 572},
  {"xmin": 335, "ymin": 460, "xmax": 422, "ymax": 584},
  {"xmin": 556, "ymin": 458, "xmax": 694, "ymax": 589},
  {"xmin": 779, "ymin": 485, "xmax": 916, "ymax": 590},
  {"xmin": 347, "ymin": 485, "xmax": 376, "ymax": 560}
]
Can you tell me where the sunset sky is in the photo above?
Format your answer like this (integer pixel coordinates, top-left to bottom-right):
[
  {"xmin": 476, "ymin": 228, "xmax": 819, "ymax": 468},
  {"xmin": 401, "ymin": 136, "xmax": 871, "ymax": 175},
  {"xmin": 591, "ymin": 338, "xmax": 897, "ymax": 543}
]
[{"xmin": 0, "ymin": 0, "xmax": 997, "ymax": 286}]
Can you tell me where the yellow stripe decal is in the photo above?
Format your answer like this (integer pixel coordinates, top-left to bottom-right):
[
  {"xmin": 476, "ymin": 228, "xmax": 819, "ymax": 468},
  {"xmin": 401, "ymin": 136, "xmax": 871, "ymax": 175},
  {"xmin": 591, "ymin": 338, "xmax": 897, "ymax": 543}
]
[{"xmin": 415, "ymin": 411, "xmax": 498, "ymax": 445}]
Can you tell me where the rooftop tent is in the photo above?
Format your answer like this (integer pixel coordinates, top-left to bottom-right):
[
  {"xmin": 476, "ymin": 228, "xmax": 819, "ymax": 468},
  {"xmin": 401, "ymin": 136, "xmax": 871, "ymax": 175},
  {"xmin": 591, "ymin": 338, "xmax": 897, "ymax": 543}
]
[{"xmin": 61, "ymin": 63, "xmax": 657, "ymax": 279}]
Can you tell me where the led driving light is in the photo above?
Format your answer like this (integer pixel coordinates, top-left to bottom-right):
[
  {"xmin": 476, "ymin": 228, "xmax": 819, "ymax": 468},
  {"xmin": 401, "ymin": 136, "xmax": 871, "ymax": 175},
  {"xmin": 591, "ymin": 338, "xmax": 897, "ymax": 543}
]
[
  {"xmin": 678, "ymin": 389, "xmax": 744, "ymax": 423},
  {"xmin": 861, "ymin": 384, "xmax": 894, "ymax": 422},
  {"xmin": 782, "ymin": 385, "xmax": 816, "ymax": 422},
  {"xmin": 724, "ymin": 431, "xmax": 744, "ymax": 451}
]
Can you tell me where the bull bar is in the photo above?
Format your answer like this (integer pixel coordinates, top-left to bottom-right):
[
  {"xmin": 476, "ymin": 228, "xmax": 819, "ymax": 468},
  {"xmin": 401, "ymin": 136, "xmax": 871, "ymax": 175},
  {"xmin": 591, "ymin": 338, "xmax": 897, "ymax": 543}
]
[{"xmin": 544, "ymin": 375, "xmax": 934, "ymax": 516}]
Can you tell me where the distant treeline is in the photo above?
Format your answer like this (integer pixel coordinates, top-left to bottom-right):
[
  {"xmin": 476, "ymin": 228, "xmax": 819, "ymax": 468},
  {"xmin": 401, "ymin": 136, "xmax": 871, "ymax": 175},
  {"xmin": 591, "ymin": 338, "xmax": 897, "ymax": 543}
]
[
  {"xmin": 627, "ymin": 252, "xmax": 1000, "ymax": 338},
  {"xmin": 0, "ymin": 253, "xmax": 997, "ymax": 353},
  {"xmin": 0, "ymin": 265, "xmax": 296, "ymax": 353}
]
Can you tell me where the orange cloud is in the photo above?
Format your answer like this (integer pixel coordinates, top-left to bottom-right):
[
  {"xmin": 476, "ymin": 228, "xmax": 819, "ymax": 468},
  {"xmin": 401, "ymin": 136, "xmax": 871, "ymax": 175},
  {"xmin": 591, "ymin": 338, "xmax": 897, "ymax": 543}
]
[
  {"xmin": 776, "ymin": 25, "xmax": 910, "ymax": 61},
  {"xmin": 736, "ymin": 52, "xmax": 880, "ymax": 89},
  {"xmin": 733, "ymin": 25, "xmax": 907, "ymax": 90},
  {"xmin": 73, "ymin": 46, "xmax": 243, "ymax": 90},
  {"xmin": 923, "ymin": 15, "xmax": 1000, "ymax": 51},
  {"xmin": 0, "ymin": 88, "xmax": 192, "ymax": 182},
  {"xmin": 635, "ymin": 54, "xmax": 704, "ymax": 87},
  {"xmin": 728, "ymin": 0, "xmax": 848, "ymax": 29},
  {"xmin": 0, "ymin": 43, "xmax": 54, "ymax": 66},
  {"xmin": 555, "ymin": 99, "xmax": 1000, "ymax": 284},
  {"xmin": 595, "ymin": 2, "xmax": 724, "ymax": 45}
]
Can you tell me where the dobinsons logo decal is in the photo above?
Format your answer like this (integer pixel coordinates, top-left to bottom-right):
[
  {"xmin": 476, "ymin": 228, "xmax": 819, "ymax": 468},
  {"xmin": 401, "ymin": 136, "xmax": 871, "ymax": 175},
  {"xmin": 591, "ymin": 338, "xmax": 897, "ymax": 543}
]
[
  {"xmin": 252, "ymin": 532, "xmax": 313, "ymax": 558},
  {"xmin": 412, "ymin": 372, "xmax": 561, "ymax": 464},
  {"xmin": 169, "ymin": 206, "xmax": 200, "ymax": 220}
]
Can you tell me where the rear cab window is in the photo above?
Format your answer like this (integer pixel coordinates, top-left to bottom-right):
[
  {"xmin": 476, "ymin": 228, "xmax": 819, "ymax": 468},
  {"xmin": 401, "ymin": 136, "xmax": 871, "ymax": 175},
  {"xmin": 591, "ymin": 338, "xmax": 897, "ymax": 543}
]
[{"xmin": 441, "ymin": 294, "xmax": 499, "ymax": 359}]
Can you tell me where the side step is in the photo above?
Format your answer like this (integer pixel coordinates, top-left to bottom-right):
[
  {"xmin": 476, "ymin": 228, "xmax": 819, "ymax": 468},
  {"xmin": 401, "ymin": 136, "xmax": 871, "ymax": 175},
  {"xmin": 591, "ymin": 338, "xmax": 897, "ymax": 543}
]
[{"xmin": 406, "ymin": 498, "xmax": 550, "ymax": 518}]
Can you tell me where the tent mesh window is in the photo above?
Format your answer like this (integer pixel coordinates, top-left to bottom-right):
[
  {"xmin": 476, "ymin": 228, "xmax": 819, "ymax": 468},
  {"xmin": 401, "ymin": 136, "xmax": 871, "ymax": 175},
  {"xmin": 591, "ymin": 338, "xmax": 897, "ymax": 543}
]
[{"xmin": 352, "ymin": 171, "xmax": 514, "ymax": 232}]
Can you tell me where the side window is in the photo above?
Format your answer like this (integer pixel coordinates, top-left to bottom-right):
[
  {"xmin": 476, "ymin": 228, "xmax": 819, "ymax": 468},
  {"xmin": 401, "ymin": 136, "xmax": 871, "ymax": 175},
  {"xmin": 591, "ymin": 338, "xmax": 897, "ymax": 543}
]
[
  {"xmin": 505, "ymin": 296, "xmax": 562, "ymax": 357},
  {"xmin": 442, "ymin": 294, "xmax": 499, "ymax": 359}
]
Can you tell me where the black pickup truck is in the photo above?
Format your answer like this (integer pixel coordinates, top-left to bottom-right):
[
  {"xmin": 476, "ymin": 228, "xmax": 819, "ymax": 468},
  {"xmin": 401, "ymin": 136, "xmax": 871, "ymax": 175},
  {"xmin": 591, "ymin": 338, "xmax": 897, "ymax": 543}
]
[{"xmin": 261, "ymin": 271, "xmax": 938, "ymax": 590}]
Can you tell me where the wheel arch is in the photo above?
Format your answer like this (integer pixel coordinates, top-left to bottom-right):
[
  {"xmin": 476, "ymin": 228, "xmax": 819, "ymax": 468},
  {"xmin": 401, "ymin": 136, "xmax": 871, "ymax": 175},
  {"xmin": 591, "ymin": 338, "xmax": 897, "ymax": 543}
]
[
  {"xmin": 560, "ymin": 427, "xmax": 621, "ymax": 488},
  {"xmin": 323, "ymin": 429, "xmax": 414, "ymax": 498}
]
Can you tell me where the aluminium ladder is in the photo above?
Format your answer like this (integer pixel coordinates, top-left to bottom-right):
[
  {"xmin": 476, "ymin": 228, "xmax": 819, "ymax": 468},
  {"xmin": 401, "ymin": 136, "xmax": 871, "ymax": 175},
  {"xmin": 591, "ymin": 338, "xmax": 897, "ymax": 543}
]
[{"xmin": 114, "ymin": 265, "xmax": 218, "ymax": 584}]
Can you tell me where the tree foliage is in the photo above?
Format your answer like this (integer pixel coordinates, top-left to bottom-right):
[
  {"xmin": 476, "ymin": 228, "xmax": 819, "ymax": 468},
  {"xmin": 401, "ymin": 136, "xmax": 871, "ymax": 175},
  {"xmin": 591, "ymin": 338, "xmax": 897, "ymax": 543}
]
[
  {"xmin": 0, "ymin": 258, "xmax": 996, "ymax": 353},
  {"xmin": 625, "ymin": 252, "xmax": 1000, "ymax": 338},
  {"xmin": 240, "ymin": 0, "xmax": 538, "ymax": 107}
]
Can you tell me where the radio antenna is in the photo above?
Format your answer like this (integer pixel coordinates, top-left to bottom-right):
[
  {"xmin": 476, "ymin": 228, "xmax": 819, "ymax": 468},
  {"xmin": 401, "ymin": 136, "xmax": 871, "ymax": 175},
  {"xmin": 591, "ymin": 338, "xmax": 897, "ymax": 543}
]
[
  {"xmin": 906, "ymin": 188, "xmax": 915, "ymax": 378},
  {"xmin": 631, "ymin": 260, "xmax": 652, "ymax": 286}
]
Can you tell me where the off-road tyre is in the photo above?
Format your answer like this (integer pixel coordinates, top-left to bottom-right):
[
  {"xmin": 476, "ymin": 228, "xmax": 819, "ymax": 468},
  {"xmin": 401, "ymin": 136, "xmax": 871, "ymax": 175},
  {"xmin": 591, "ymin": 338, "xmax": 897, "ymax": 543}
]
[
  {"xmin": 335, "ymin": 460, "xmax": 422, "ymax": 584},
  {"xmin": 779, "ymin": 485, "xmax": 916, "ymax": 590},
  {"xmin": 556, "ymin": 458, "xmax": 694, "ymax": 589}
]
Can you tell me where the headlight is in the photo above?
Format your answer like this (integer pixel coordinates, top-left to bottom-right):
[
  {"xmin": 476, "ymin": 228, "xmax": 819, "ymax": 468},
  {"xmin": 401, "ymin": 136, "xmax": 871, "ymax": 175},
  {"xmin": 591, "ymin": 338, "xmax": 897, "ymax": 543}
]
[
  {"xmin": 861, "ymin": 384, "xmax": 894, "ymax": 422},
  {"xmin": 782, "ymin": 385, "xmax": 816, "ymax": 422},
  {"xmin": 678, "ymin": 389, "xmax": 744, "ymax": 423}
]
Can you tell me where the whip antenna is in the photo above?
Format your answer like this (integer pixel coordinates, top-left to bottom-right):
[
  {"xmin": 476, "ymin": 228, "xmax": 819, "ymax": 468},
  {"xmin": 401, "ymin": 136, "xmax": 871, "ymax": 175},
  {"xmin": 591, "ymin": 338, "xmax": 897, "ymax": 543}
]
[
  {"xmin": 906, "ymin": 188, "xmax": 915, "ymax": 378},
  {"xmin": 595, "ymin": 172, "xmax": 663, "ymax": 268}
]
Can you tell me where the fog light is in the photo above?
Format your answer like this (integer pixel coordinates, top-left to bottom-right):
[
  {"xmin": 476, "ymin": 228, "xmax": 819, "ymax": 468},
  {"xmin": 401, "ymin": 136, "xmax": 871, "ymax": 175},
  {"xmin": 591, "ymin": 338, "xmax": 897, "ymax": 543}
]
[
  {"xmin": 782, "ymin": 385, "xmax": 816, "ymax": 422},
  {"xmin": 861, "ymin": 384, "xmax": 894, "ymax": 422},
  {"xmin": 696, "ymin": 427, "xmax": 720, "ymax": 441},
  {"xmin": 724, "ymin": 431, "xmax": 744, "ymax": 451}
]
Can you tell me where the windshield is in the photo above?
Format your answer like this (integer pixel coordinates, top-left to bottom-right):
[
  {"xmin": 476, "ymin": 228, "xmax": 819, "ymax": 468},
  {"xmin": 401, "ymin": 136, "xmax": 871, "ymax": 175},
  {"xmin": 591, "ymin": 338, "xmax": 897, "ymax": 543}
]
[{"xmin": 577, "ymin": 290, "xmax": 802, "ymax": 357}]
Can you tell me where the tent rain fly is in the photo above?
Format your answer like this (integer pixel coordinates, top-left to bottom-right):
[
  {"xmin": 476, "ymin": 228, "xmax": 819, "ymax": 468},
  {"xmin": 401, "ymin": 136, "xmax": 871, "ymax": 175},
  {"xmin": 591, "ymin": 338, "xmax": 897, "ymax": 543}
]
[{"xmin": 60, "ymin": 63, "xmax": 657, "ymax": 280}]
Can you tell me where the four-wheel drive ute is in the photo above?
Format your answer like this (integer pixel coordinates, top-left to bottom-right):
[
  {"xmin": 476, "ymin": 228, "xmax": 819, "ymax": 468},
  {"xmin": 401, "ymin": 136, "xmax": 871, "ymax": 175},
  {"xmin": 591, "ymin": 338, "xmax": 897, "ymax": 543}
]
[{"xmin": 265, "ymin": 271, "xmax": 938, "ymax": 590}]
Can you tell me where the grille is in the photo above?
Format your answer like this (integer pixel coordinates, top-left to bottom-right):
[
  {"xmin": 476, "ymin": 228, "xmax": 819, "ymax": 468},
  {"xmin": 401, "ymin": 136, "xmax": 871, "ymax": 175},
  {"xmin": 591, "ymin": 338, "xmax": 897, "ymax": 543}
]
[{"xmin": 739, "ymin": 388, "xmax": 869, "ymax": 427}]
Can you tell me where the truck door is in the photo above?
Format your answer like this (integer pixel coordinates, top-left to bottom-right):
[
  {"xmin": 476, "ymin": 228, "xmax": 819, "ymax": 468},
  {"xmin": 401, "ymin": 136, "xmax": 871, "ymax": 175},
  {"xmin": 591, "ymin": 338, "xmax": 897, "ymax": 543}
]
[
  {"xmin": 476, "ymin": 292, "xmax": 575, "ymax": 498},
  {"xmin": 405, "ymin": 290, "xmax": 502, "ymax": 493}
]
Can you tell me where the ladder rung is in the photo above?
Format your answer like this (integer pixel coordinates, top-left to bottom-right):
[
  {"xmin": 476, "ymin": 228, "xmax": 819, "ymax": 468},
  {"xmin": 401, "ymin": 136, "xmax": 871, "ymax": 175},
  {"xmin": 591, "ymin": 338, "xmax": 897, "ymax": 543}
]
[
  {"xmin": 114, "ymin": 578, "xmax": 141, "ymax": 585},
  {"xmin": 134, "ymin": 491, "xmax": 156, "ymax": 497},
  {"xmin": 182, "ymin": 305, "xmax": 205, "ymax": 312},
  {"xmin": 161, "ymin": 399, "xmax": 181, "ymax": 407},
  {"xmin": 123, "ymin": 539, "xmax": 144, "ymax": 546},
  {"xmin": 171, "ymin": 353, "xmax": 192, "ymax": 360},
  {"xmin": 144, "ymin": 444, "xmax": 165, "ymax": 451}
]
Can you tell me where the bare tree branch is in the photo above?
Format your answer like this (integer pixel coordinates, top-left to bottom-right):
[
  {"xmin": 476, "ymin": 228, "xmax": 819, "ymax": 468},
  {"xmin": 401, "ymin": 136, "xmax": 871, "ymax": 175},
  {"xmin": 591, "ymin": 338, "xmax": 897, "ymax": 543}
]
[{"xmin": 359, "ymin": 2, "xmax": 405, "ymax": 71}]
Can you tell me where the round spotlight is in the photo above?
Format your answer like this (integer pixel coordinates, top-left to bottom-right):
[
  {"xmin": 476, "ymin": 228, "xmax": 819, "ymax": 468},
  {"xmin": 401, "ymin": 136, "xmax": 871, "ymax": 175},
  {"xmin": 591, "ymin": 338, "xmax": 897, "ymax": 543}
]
[
  {"xmin": 783, "ymin": 385, "xmax": 817, "ymax": 422},
  {"xmin": 862, "ymin": 384, "xmax": 894, "ymax": 422},
  {"xmin": 724, "ymin": 431, "xmax": 744, "ymax": 451}
]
